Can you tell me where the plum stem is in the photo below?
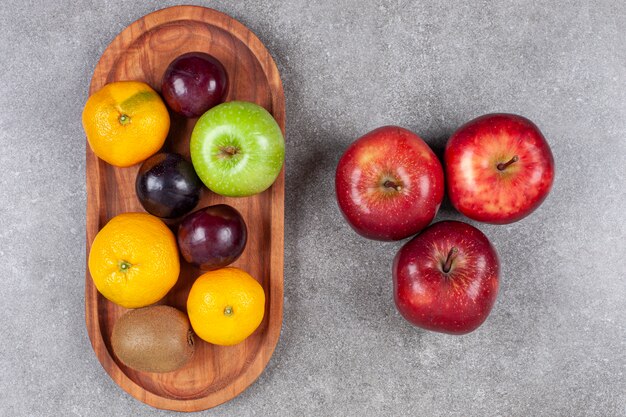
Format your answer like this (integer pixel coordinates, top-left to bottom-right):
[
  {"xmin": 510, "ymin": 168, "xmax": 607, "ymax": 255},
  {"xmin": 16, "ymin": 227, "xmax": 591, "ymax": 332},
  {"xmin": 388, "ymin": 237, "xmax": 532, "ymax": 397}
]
[
  {"xmin": 442, "ymin": 247, "xmax": 458, "ymax": 273},
  {"xmin": 383, "ymin": 180, "xmax": 402, "ymax": 192},
  {"xmin": 497, "ymin": 155, "xmax": 519, "ymax": 171}
]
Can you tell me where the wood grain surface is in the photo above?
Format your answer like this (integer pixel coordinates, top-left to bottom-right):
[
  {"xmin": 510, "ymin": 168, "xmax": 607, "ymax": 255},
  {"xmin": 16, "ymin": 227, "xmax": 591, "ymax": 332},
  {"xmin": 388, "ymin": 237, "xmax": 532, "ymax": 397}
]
[{"xmin": 84, "ymin": 5, "xmax": 285, "ymax": 412}]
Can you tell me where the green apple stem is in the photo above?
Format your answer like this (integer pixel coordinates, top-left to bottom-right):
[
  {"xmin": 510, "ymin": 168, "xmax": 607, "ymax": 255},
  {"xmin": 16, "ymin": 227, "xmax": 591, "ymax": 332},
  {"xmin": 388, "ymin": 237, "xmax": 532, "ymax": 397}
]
[
  {"xmin": 442, "ymin": 247, "xmax": 458, "ymax": 273},
  {"xmin": 383, "ymin": 180, "xmax": 402, "ymax": 192},
  {"xmin": 220, "ymin": 146, "xmax": 239, "ymax": 157},
  {"xmin": 497, "ymin": 155, "xmax": 519, "ymax": 171}
]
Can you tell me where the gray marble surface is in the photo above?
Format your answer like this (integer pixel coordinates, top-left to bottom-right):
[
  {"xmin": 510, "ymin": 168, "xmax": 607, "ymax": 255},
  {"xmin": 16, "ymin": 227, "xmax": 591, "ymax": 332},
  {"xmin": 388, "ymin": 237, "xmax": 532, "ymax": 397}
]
[{"xmin": 1, "ymin": 1, "xmax": 625, "ymax": 416}]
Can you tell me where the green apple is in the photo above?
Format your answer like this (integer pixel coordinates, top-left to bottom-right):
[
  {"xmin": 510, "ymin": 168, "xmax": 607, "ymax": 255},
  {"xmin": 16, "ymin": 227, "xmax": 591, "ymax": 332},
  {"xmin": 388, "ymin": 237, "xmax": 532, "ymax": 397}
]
[{"xmin": 190, "ymin": 101, "xmax": 285, "ymax": 197}]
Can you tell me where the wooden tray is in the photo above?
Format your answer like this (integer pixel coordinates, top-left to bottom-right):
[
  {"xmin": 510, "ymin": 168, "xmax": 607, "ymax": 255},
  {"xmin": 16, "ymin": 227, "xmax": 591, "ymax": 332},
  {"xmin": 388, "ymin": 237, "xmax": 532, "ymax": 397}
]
[{"xmin": 85, "ymin": 6, "xmax": 284, "ymax": 412}]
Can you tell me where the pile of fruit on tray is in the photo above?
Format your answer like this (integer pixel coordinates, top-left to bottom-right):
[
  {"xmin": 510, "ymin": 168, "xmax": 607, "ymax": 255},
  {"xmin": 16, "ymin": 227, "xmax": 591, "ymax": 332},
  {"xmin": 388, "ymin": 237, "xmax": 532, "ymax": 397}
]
[
  {"xmin": 335, "ymin": 116, "xmax": 554, "ymax": 334},
  {"xmin": 83, "ymin": 52, "xmax": 284, "ymax": 372}
]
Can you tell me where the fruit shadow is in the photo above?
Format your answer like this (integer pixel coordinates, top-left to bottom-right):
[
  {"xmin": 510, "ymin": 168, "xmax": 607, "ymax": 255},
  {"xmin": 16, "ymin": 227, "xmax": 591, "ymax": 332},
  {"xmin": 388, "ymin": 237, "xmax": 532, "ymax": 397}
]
[
  {"xmin": 163, "ymin": 111, "xmax": 195, "ymax": 158},
  {"xmin": 170, "ymin": 265, "xmax": 195, "ymax": 311},
  {"xmin": 423, "ymin": 132, "xmax": 461, "ymax": 221}
]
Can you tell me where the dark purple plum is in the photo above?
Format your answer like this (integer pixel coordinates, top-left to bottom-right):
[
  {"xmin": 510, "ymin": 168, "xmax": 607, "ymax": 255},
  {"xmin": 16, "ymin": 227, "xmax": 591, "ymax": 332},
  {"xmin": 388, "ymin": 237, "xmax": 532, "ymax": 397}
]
[
  {"xmin": 135, "ymin": 153, "xmax": 202, "ymax": 218},
  {"xmin": 161, "ymin": 52, "xmax": 228, "ymax": 118},
  {"xmin": 177, "ymin": 205, "xmax": 247, "ymax": 270}
]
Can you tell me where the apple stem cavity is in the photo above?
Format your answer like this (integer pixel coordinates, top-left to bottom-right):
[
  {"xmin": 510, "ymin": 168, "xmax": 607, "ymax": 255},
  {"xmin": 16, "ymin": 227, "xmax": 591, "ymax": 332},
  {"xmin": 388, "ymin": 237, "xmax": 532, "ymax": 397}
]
[
  {"xmin": 497, "ymin": 155, "xmax": 519, "ymax": 171},
  {"xmin": 383, "ymin": 180, "xmax": 402, "ymax": 192},
  {"xmin": 442, "ymin": 247, "xmax": 458, "ymax": 273},
  {"xmin": 118, "ymin": 114, "xmax": 131, "ymax": 125},
  {"xmin": 224, "ymin": 306, "xmax": 234, "ymax": 317},
  {"xmin": 220, "ymin": 146, "xmax": 239, "ymax": 158}
]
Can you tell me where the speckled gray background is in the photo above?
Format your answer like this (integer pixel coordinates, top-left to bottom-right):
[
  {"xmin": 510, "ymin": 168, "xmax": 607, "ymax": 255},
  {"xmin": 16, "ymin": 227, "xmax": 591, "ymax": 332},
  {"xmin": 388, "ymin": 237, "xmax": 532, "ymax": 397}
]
[{"xmin": 0, "ymin": 1, "xmax": 625, "ymax": 416}]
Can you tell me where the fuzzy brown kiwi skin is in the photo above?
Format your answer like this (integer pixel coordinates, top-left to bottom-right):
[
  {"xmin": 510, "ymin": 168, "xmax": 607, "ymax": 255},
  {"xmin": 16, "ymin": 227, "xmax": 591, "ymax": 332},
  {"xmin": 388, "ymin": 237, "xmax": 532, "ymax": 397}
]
[{"xmin": 111, "ymin": 305, "xmax": 195, "ymax": 373}]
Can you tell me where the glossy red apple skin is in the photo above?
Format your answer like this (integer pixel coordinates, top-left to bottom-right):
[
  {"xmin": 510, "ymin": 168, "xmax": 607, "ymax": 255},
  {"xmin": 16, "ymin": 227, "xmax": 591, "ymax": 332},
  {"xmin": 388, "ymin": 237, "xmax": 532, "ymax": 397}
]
[
  {"xmin": 335, "ymin": 126, "xmax": 444, "ymax": 241},
  {"xmin": 393, "ymin": 221, "xmax": 499, "ymax": 335},
  {"xmin": 445, "ymin": 113, "xmax": 555, "ymax": 224}
]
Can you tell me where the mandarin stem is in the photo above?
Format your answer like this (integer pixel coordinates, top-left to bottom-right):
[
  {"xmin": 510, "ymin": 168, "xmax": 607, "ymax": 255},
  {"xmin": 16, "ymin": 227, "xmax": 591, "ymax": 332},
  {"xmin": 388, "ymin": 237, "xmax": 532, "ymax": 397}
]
[
  {"xmin": 118, "ymin": 114, "xmax": 131, "ymax": 125},
  {"xmin": 118, "ymin": 260, "xmax": 132, "ymax": 272}
]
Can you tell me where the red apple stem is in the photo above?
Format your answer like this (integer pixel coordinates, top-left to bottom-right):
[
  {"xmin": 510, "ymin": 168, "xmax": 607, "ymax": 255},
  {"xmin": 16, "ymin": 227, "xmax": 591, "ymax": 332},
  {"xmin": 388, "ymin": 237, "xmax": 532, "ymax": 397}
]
[
  {"xmin": 383, "ymin": 180, "xmax": 402, "ymax": 192},
  {"xmin": 442, "ymin": 247, "xmax": 458, "ymax": 273},
  {"xmin": 497, "ymin": 155, "xmax": 519, "ymax": 171}
]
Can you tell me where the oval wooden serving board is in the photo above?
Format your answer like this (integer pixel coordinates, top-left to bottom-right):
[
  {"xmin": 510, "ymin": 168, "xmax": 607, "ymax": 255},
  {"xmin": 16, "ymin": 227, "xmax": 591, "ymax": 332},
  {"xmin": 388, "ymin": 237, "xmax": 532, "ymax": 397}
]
[{"xmin": 85, "ymin": 6, "xmax": 284, "ymax": 412}]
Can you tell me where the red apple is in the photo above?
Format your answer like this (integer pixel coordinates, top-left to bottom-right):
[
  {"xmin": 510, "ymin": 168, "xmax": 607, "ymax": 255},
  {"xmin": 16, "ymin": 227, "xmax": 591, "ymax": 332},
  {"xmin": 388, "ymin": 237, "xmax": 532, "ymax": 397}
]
[
  {"xmin": 335, "ymin": 126, "xmax": 444, "ymax": 241},
  {"xmin": 445, "ymin": 113, "xmax": 555, "ymax": 224},
  {"xmin": 393, "ymin": 221, "xmax": 499, "ymax": 335}
]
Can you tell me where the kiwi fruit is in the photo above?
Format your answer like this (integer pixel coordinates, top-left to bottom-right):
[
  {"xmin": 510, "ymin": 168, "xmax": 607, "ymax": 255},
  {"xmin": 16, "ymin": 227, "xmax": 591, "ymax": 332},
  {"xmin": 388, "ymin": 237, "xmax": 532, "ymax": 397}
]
[{"xmin": 111, "ymin": 305, "xmax": 195, "ymax": 373}]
